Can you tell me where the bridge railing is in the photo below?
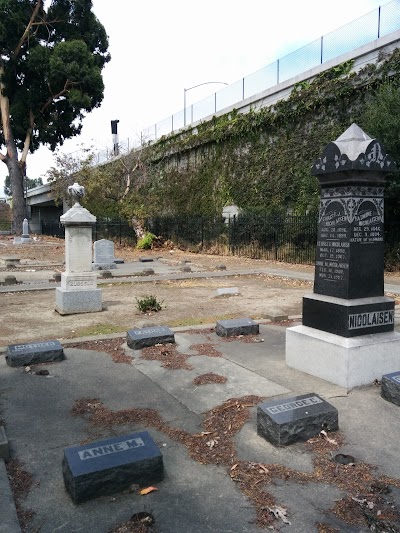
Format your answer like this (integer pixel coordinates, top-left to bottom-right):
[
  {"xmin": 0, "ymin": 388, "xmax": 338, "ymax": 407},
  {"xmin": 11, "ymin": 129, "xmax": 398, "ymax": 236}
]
[{"xmin": 88, "ymin": 0, "xmax": 400, "ymax": 167}]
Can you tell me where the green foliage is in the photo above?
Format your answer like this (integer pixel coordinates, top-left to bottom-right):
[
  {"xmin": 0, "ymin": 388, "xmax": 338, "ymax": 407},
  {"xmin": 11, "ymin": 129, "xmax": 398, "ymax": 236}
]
[
  {"xmin": 136, "ymin": 232, "xmax": 156, "ymax": 250},
  {"xmin": 4, "ymin": 175, "xmax": 43, "ymax": 197},
  {"xmin": 120, "ymin": 50, "xmax": 400, "ymax": 219},
  {"xmin": 135, "ymin": 295, "xmax": 163, "ymax": 313},
  {"xmin": 359, "ymin": 81, "xmax": 400, "ymax": 218}
]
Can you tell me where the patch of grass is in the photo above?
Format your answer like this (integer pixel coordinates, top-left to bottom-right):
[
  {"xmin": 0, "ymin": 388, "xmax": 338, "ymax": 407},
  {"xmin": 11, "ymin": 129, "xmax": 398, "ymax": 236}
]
[{"xmin": 72, "ymin": 324, "xmax": 128, "ymax": 337}]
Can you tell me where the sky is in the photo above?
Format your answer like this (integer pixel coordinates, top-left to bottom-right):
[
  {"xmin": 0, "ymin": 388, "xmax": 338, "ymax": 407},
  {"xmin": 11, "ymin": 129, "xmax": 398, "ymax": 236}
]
[{"xmin": 0, "ymin": 0, "xmax": 392, "ymax": 196}]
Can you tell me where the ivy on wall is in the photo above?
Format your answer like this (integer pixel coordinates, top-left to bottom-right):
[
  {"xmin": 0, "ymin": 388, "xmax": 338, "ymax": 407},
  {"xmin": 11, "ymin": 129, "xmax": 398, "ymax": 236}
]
[{"xmin": 95, "ymin": 48, "xmax": 400, "ymax": 219}]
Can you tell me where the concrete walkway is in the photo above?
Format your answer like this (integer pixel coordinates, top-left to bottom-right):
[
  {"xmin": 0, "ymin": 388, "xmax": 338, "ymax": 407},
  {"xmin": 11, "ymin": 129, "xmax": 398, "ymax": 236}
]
[
  {"xmin": 1, "ymin": 258, "xmax": 400, "ymax": 295},
  {"xmin": 1, "ymin": 322, "xmax": 400, "ymax": 532}
]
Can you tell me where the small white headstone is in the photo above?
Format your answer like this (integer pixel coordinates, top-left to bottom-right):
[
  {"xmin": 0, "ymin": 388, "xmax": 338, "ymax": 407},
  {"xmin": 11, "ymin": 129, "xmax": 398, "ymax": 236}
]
[{"xmin": 93, "ymin": 239, "xmax": 116, "ymax": 270}]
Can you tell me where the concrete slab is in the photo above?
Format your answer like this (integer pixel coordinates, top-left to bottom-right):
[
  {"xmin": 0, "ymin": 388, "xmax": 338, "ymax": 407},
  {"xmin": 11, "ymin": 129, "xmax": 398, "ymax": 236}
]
[{"xmin": 135, "ymin": 354, "xmax": 290, "ymax": 414}]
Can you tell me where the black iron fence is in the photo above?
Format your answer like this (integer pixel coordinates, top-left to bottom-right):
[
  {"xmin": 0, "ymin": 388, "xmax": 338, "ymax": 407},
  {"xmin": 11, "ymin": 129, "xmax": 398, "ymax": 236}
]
[
  {"xmin": 147, "ymin": 214, "xmax": 318, "ymax": 264},
  {"xmin": 41, "ymin": 219, "xmax": 137, "ymax": 246},
  {"xmin": 41, "ymin": 214, "xmax": 400, "ymax": 267}
]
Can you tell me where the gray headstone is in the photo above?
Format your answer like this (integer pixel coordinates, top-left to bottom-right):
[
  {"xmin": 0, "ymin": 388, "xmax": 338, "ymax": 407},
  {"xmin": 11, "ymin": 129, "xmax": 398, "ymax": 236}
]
[
  {"xmin": 139, "ymin": 257, "xmax": 154, "ymax": 262},
  {"xmin": 216, "ymin": 318, "xmax": 259, "ymax": 337},
  {"xmin": 127, "ymin": 326, "xmax": 175, "ymax": 350},
  {"xmin": 6, "ymin": 340, "xmax": 64, "ymax": 367},
  {"xmin": 381, "ymin": 372, "xmax": 400, "ymax": 407},
  {"xmin": 142, "ymin": 268, "xmax": 154, "ymax": 276},
  {"xmin": 62, "ymin": 431, "xmax": 164, "ymax": 504},
  {"xmin": 257, "ymin": 393, "xmax": 339, "ymax": 446},
  {"xmin": 93, "ymin": 239, "xmax": 116, "ymax": 270},
  {"xmin": 3, "ymin": 275, "xmax": 17, "ymax": 285}
]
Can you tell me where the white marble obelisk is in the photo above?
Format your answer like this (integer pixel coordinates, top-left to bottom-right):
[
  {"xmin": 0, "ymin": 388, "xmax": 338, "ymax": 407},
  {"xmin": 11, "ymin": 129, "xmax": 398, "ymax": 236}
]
[{"xmin": 55, "ymin": 183, "xmax": 102, "ymax": 315}]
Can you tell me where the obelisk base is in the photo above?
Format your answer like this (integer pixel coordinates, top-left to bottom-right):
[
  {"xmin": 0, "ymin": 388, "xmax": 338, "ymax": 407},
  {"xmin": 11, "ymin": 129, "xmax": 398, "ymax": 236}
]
[{"xmin": 286, "ymin": 325, "xmax": 400, "ymax": 391}]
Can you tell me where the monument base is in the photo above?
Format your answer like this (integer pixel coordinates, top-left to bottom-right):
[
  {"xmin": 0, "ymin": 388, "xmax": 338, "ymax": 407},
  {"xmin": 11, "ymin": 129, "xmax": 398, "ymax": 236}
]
[
  {"xmin": 286, "ymin": 325, "xmax": 400, "ymax": 390},
  {"xmin": 55, "ymin": 287, "xmax": 102, "ymax": 315},
  {"xmin": 92, "ymin": 263, "xmax": 117, "ymax": 270}
]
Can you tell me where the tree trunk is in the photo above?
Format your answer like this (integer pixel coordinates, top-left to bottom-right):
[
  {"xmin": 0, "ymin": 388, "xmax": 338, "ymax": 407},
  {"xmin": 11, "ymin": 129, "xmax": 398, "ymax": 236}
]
[
  {"xmin": 132, "ymin": 217, "xmax": 146, "ymax": 240},
  {"xmin": 4, "ymin": 154, "xmax": 25, "ymax": 234}
]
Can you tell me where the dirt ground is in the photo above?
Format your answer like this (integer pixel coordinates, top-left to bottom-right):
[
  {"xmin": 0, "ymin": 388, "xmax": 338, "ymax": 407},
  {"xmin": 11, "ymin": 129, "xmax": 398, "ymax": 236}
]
[{"xmin": 0, "ymin": 236, "xmax": 315, "ymax": 346}]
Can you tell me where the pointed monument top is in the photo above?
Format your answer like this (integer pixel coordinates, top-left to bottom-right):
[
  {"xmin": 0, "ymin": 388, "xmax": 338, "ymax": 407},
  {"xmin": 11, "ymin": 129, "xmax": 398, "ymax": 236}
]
[
  {"xmin": 312, "ymin": 123, "xmax": 396, "ymax": 178},
  {"xmin": 335, "ymin": 123, "xmax": 371, "ymax": 143}
]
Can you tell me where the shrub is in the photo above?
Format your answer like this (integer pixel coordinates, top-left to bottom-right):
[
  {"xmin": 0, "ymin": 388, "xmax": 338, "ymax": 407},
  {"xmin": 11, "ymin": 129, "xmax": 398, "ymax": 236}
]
[
  {"xmin": 136, "ymin": 295, "xmax": 164, "ymax": 313},
  {"xmin": 136, "ymin": 232, "xmax": 156, "ymax": 250}
]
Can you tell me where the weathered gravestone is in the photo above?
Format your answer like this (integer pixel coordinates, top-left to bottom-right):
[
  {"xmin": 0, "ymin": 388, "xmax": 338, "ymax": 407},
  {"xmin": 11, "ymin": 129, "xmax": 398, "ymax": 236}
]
[
  {"xmin": 127, "ymin": 326, "xmax": 175, "ymax": 349},
  {"xmin": 20, "ymin": 218, "xmax": 33, "ymax": 243},
  {"xmin": 62, "ymin": 431, "xmax": 164, "ymax": 504},
  {"xmin": 257, "ymin": 393, "xmax": 338, "ymax": 446},
  {"xmin": 381, "ymin": 372, "xmax": 400, "ymax": 407},
  {"xmin": 286, "ymin": 124, "xmax": 400, "ymax": 389},
  {"xmin": 92, "ymin": 239, "xmax": 116, "ymax": 270},
  {"xmin": 6, "ymin": 340, "xmax": 64, "ymax": 367},
  {"xmin": 55, "ymin": 183, "xmax": 102, "ymax": 314},
  {"xmin": 216, "ymin": 318, "xmax": 259, "ymax": 337}
]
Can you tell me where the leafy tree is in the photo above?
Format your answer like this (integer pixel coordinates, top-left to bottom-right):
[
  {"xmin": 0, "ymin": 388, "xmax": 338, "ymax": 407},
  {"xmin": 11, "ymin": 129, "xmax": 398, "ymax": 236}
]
[
  {"xmin": 0, "ymin": 0, "xmax": 110, "ymax": 233},
  {"xmin": 47, "ymin": 143, "xmax": 153, "ymax": 237},
  {"xmin": 360, "ymin": 82, "xmax": 400, "ymax": 218},
  {"xmin": 4, "ymin": 175, "xmax": 43, "ymax": 196}
]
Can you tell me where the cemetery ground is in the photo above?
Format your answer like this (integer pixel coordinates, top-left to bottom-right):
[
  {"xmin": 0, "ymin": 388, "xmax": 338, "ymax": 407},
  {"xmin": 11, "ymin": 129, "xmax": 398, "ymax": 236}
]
[{"xmin": 1, "ymin": 238, "xmax": 400, "ymax": 532}]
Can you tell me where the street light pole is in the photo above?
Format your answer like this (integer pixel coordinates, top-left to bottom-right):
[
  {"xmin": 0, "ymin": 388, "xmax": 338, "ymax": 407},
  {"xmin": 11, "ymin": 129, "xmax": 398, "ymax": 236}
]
[{"xmin": 184, "ymin": 81, "xmax": 228, "ymax": 127}]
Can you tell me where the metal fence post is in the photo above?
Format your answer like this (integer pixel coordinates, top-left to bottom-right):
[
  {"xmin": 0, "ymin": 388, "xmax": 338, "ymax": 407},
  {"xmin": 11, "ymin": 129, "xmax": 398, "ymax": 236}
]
[
  {"xmin": 378, "ymin": 5, "xmax": 381, "ymax": 38},
  {"xmin": 320, "ymin": 35, "xmax": 324, "ymax": 64}
]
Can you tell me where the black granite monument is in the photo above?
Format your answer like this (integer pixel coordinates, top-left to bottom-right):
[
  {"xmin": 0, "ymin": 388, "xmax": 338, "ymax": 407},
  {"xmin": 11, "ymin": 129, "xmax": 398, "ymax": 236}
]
[{"xmin": 303, "ymin": 124, "xmax": 396, "ymax": 338}]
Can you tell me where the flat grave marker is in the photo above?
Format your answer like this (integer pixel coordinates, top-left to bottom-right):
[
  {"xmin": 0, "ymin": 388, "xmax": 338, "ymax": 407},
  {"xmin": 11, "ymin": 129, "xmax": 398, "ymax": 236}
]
[
  {"xmin": 216, "ymin": 318, "xmax": 259, "ymax": 337},
  {"xmin": 62, "ymin": 431, "xmax": 164, "ymax": 504},
  {"xmin": 381, "ymin": 371, "xmax": 400, "ymax": 407},
  {"xmin": 257, "ymin": 393, "xmax": 338, "ymax": 446},
  {"xmin": 215, "ymin": 287, "xmax": 240, "ymax": 298},
  {"xmin": 127, "ymin": 326, "xmax": 175, "ymax": 349},
  {"xmin": 6, "ymin": 340, "xmax": 64, "ymax": 367}
]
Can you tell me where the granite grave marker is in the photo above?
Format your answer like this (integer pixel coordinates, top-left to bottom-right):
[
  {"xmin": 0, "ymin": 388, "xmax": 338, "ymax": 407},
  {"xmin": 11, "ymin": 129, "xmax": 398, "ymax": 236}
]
[
  {"xmin": 257, "ymin": 393, "xmax": 338, "ymax": 446},
  {"xmin": 216, "ymin": 318, "xmax": 259, "ymax": 337},
  {"xmin": 6, "ymin": 340, "xmax": 64, "ymax": 367},
  {"xmin": 62, "ymin": 431, "xmax": 164, "ymax": 504},
  {"xmin": 381, "ymin": 371, "xmax": 400, "ymax": 407},
  {"xmin": 127, "ymin": 326, "xmax": 175, "ymax": 349}
]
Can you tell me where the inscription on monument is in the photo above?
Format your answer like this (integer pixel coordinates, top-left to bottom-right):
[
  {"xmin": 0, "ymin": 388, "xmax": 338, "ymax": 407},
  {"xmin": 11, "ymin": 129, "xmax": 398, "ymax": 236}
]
[
  {"xmin": 315, "ymin": 186, "xmax": 384, "ymax": 298},
  {"xmin": 348, "ymin": 310, "xmax": 394, "ymax": 330},
  {"xmin": 68, "ymin": 278, "xmax": 95, "ymax": 288}
]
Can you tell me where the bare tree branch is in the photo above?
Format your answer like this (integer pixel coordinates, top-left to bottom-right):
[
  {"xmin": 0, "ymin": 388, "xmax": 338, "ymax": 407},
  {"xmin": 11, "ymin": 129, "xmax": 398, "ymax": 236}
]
[{"xmin": 12, "ymin": 0, "xmax": 43, "ymax": 60}]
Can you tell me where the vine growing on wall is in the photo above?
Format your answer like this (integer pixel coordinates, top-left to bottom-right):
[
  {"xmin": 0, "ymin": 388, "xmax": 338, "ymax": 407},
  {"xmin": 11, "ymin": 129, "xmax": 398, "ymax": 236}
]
[{"xmin": 87, "ymin": 49, "xmax": 400, "ymax": 219}]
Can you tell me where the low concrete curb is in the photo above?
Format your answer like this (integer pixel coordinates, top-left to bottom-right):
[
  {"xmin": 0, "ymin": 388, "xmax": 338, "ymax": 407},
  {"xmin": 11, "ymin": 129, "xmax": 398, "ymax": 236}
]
[{"xmin": 0, "ymin": 458, "xmax": 21, "ymax": 533}]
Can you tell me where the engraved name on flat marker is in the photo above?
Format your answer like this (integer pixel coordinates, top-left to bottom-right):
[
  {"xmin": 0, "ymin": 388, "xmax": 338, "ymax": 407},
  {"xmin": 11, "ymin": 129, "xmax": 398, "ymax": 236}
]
[
  {"xmin": 266, "ymin": 396, "xmax": 323, "ymax": 415},
  {"xmin": 78, "ymin": 437, "xmax": 145, "ymax": 460}
]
